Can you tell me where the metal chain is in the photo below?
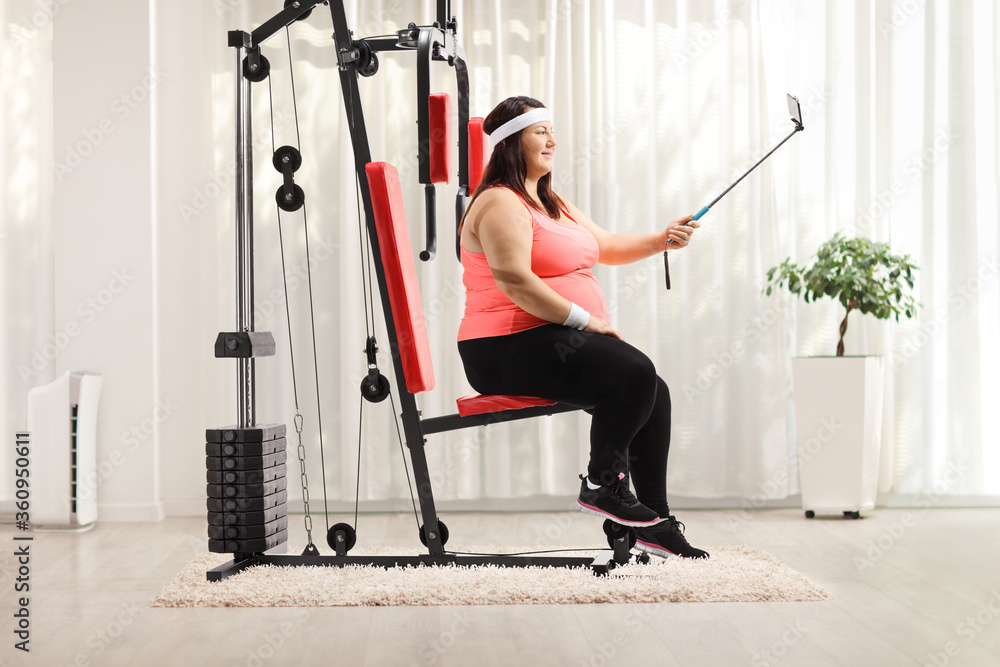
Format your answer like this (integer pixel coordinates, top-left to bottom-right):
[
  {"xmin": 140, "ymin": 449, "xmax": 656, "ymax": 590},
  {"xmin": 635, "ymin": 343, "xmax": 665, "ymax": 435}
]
[{"xmin": 292, "ymin": 412, "xmax": 315, "ymax": 547}]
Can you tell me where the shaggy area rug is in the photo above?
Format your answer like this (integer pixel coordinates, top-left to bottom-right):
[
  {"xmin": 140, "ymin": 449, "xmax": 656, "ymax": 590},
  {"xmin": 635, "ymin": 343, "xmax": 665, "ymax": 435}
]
[{"xmin": 150, "ymin": 545, "xmax": 830, "ymax": 607}]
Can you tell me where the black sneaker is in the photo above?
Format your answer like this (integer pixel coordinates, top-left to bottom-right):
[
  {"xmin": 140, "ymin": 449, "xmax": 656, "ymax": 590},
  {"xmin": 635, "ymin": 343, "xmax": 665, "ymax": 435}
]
[
  {"xmin": 634, "ymin": 516, "xmax": 709, "ymax": 559},
  {"xmin": 576, "ymin": 473, "xmax": 661, "ymax": 527}
]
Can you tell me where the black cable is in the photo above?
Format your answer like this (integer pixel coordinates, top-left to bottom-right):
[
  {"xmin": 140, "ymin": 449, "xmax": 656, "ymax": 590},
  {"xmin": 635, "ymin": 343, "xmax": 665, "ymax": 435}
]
[
  {"xmin": 445, "ymin": 547, "xmax": 613, "ymax": 558},
  {"xmin": 354, "ymin": 171, "xmax": 374, "ymax": 336},
  {"xmin": 268, "ymin": 79, "xmax": 296, "ymax": 407},
  {"xmin": 267, "ymin": 75, "xmax": 277, "ymax": 154},
  {"xmin": 388, "ymin": 390, "xmax": 422, "ymax": 533},
  {"xmin": 360, "ymin": 174, "xmax": 378, "ymax": 333},
  {"xmin": 300, "ymin": 204, "xmax": 331, "ymax": 531},
  {"xmin": 344, "ymin": 70, "xmax": 378, "ymax": 336},
  {"xmin": 280, "ymin": 28, "xmax": 331, "ymax": 532},
  {"xmin": 268, "ymin": 55, "xmax": 320, "ymax": 549},
  {"xmin": 340, "ymin": 56, "xmax": 375, "ymax": 535},
  {"xmin": 285, "ymin": 27, "xmax": 302, "ymax": 150},
  {"xmin": 353, "ymin": 397, "xmax": 365, "ymax": 530},
  {"xmin": 340, "ymin": 49, "xmax": 404, "ymax": 533}
]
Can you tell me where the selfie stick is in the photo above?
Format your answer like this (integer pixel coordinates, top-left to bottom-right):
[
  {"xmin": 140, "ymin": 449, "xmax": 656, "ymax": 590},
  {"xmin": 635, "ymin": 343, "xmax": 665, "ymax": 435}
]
[
  {"xmin": 688, "ymin": 122, "xmax": 804, "ymax": 223},
  {"xmin": 663, "ymin": 94, "xmax": 805, "ymax": 288}
]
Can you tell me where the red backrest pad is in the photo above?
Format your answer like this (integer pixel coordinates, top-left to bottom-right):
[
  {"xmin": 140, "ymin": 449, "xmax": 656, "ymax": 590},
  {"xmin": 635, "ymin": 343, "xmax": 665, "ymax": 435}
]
[
  {"xmin": 468, "ymin": 116, "xmax": 487, "ymax": 191},
  {"xmin": 365, "ymin": 162, "xmax": 436, "ymax": 394},
  {"xmin": 428, "ymin": 93, "xmax": 452, "ymax": 184}
]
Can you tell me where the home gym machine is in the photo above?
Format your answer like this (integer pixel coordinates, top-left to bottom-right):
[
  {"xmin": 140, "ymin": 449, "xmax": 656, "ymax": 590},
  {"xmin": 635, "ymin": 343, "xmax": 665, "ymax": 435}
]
[{"xmin": 206, "ymin": 0, "xmax": 643, "ymax": 581}]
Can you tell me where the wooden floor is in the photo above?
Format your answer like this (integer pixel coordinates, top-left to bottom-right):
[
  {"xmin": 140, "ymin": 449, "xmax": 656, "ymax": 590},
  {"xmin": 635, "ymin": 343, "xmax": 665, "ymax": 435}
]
[{"xmin": 2, "ymin": 507, "xmax": 999, "ymax": 667}]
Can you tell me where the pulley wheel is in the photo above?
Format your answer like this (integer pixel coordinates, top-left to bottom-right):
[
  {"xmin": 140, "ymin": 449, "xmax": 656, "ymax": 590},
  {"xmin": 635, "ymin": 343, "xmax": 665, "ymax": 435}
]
[
  {"xmin": 355, "ymin": 40, "xmax": 380, "ymax": 77},
  {"xmin": 327, "ymin": 522, "xmax": 357, "ymax": 553},
  {"xmin": 242, "ymin": 54, "xmax": 270, "ymax": 82},
  {"xmin": 418, "ymin": 519, "xmax": 449, "ymax": 547},
  {"xmin": 360, "ymin": 374, "xmax": 390, "ymax": 403},
  {"xmin": 359, "ymin": 53, "xmax": 379, "ymax": 78},
  {"xmin": 284, "ymin": 0, "xmax": 314, "ymax": 21},
  {"xmin": 602, "ymin": 519, "xmax": 637, "ymax": 550},
  {"xmin": 275, "ymin": 184, "xmax": 305, "ymax": 212},
  {"xmin": 272, "ymin": 145, "xmax": 302, "ymax": 173}
]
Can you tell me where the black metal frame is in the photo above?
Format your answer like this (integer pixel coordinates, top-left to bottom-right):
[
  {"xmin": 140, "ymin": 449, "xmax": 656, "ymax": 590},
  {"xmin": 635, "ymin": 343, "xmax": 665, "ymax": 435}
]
[{"xmin": 209, "ymin": 0, "xmax": 626, "ymax": 582}]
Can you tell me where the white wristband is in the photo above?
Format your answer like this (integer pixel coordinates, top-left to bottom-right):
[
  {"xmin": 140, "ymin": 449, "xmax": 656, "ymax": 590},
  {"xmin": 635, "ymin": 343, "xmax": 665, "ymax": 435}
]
[{"xmin": 563, "ymin": 302, "xmax": 590, "ymax": 330}]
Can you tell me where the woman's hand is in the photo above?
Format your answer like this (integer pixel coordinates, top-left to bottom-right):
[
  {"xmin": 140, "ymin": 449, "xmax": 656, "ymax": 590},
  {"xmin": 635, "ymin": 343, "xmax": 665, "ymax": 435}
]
[
  {"xmin": 663, "ymin": 214, "xmax": 700, "ymax": 249},
  {"xmin": 584, "ymin": 316, "xmax": 624, "ymax": 340}
]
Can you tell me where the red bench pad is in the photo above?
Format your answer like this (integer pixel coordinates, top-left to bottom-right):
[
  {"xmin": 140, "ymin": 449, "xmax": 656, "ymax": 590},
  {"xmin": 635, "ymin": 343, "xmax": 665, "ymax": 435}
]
[
  {"xmin": 365, "ymin": 162, "xmax": 435, "ymax": 394},
  {"xmin": 468, "ymin": 116, "xmax": 487, "ymax": 191},
  {"xmin": 428, "ymin": 93, "xmax": 452, "ymax": 184},
  {"xmin": 456, "ymin": 394, "xmax": 557, "ymax": 417}
]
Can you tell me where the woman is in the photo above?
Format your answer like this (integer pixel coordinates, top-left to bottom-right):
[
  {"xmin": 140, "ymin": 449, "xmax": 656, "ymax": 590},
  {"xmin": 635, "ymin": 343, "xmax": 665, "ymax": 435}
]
[{"xmin": 457, "ymin": 96, "xmax": 707, "ymax": 559}]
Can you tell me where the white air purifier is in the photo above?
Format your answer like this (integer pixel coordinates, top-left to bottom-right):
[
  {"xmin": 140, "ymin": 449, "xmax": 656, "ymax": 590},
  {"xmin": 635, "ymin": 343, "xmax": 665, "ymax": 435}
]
[{"xmin": 26, "ymin": 370, "xmax": 103, "ymax": 529}]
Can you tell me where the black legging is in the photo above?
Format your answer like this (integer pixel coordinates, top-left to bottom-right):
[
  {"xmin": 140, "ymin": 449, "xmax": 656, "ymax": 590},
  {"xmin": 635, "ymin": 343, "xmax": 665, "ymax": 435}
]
[{"xmin": 458, "ymin": 324, "xmax": 672, "ymax": 518}]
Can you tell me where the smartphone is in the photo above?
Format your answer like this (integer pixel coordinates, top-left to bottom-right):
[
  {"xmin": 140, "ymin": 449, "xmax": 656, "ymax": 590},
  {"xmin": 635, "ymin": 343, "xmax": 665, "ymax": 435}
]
[{"xmin": 787, "ymin": 93, "xmax": 803, "ymax": 129}]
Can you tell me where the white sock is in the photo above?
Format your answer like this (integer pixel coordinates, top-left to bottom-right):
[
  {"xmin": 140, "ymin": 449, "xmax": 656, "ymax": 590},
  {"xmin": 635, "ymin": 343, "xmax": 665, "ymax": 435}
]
[{"xmin": 585, "ymin": 477, "xmax": 601, "ymax": 490}]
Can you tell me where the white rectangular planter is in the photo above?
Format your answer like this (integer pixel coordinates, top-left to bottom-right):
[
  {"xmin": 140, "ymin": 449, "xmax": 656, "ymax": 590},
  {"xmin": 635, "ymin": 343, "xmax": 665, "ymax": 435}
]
[{"xmin": 792, "ymin": 356, "xmax": 883, "ymax": 517}]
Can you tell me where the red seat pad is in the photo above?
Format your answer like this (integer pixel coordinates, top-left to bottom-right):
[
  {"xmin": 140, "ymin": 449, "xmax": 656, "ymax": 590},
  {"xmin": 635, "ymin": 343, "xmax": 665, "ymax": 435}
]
[
  {"xmin": 365, "ymin": 162, "xmax": 435, "ymax": 394},
  {"xmin": 468, "ymin": 116, "xmax": 487, "ymax": 191},
  {"xmin": 428, "ymin": 93, "xmax": 452, "ymax": 184},
  {"xmin": 456, "ymin": 394, "xmax": 557, "ymax": 417}
]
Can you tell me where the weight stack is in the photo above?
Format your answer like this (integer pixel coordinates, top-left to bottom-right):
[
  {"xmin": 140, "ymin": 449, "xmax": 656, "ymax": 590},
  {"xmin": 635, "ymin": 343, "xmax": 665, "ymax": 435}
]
[{"xmin": 206, "ymin": 424, "xmax": 288, "ymax": 554}]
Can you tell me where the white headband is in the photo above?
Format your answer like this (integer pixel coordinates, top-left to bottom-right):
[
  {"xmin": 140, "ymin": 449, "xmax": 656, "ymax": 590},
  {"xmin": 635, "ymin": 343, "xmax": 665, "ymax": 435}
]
[{"xmin": 488, "ymin": 107, "xmax": 552, "ymax": 149}]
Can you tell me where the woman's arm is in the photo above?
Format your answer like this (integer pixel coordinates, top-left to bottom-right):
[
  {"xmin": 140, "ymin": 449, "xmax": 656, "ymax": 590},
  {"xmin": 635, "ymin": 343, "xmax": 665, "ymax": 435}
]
[
  {"xmin": 561, "ymin": 198, "xmax": 699, "ymax": 265},
  {"xmin": 470, "ymin": 190, "xmax": 621, "ymax": 338}
]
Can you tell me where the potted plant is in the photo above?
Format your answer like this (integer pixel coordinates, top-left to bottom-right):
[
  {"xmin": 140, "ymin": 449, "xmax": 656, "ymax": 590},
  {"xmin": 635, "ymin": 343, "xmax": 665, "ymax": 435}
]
[{"xmin": 764, "ymin": 232, "xmax": 918, "ymax": 519}]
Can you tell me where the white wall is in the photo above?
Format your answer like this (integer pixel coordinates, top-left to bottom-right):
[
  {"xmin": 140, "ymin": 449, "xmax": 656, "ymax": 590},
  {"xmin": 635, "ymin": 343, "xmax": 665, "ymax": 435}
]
[
  {"xmin": 150, "ymin": 1, "xmax": 231, "ymax": 517},
  {"xmin": 51, "ymin": 0, "xmax": 229, "ymax": 521}
]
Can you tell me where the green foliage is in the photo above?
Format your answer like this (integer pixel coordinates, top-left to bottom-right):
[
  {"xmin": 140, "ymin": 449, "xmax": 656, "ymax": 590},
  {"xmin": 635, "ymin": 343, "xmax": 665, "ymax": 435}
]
[{"xmin": 763, "ymin": 232, "xmax": 919, "ymax": 354}]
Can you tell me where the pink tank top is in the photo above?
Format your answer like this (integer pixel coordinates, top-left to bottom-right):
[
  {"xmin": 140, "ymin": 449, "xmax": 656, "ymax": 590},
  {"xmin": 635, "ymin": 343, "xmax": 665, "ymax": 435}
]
[{"xmin": 457, "ymin": 191, "xmax": 610, "ymax": 341}]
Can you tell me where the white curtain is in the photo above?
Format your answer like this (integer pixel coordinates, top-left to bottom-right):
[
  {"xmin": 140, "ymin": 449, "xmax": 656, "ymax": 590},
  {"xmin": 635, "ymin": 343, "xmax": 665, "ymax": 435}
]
[
  {"xmin": 759, "ymin": 0, "xmax": 1000, "ymax": 496},
  {"xmin": 204, "ymin": 0, "xmax": 999, "ymax": 507},
  {"xmin": 0, "ymin": 2, "xmax": 55, "ymax": 501},
  {"xmin": 3, "ymin": 0, "xmax": 997, "ymax": 512}
]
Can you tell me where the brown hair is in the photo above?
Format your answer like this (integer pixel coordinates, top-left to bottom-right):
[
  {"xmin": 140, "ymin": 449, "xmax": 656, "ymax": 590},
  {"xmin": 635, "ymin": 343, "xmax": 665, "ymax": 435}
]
[{"xmin": 460, "ymin": 96, "xmax": 564, "ymax": 232}]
